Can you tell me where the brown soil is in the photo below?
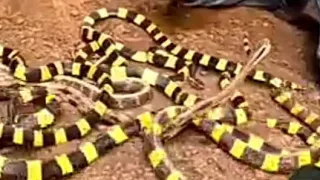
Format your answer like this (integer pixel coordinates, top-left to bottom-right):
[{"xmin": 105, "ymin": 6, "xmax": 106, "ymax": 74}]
[{"xmin": 1, "ymin": 0, "xmax": 320, "ymax": 180}]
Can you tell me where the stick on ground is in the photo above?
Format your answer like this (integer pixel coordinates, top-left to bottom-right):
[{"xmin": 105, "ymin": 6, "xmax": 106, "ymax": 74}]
[{"xmin": 156, "ymin": 38, "xmax": 272, "ymax": 138}]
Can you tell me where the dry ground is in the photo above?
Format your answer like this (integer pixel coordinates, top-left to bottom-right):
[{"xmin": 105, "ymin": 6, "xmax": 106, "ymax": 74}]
[{"xmin": 0, "ymin": 0, "xmax": 320, "ymax": 179}]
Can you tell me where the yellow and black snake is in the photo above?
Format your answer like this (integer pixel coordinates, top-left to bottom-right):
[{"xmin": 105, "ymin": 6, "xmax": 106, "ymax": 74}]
[
  {"xmin": 80, "ymin": 7, "xmax": 302, "ymax": 90},
  {"xmin": 0, "ymin": 85, "xmax": 60, "ymax": 130},
  {"xmin": 0, "ymin": 6, "xmax": 314, "ymax": 180}
]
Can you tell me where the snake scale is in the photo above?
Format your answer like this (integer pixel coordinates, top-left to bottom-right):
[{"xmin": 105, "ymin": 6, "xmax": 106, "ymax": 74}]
[{"xmin": 0, "ymin": 6, "xmax": 315, "ymax": 180}]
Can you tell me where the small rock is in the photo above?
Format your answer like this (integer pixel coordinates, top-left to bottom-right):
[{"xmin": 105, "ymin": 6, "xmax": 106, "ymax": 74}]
[
  {"xmin": 217, "ymin": 29, "xmax": 228, "ymax": 36},
  {"xmin": 121, "ymin": 173, "xmax": 131, "ymax": 180},
  {"xmin": 200, "ymin": 70, "xmax": 208, "ymax": 76},
  {"xmin": 184, "ymin": 150, "xmax": 192, "ymax": 157},
  {"xmin": 297, "ymin": 48, "xmax": 303, "ymax": 53},
  {"xmin": 115, "ymin": 162, "xmax": 123, "ymax": 170},
  {"xmin": 262, "ymin": 22, "xmax": 269, "ymax": 27},
  {"xmin": 194, "ymin": 167, "xmax": 202, "ymax": 174},
  {"xmin": 136, "ymin": 168, "xmax": 144, "ymax": 175},
  {"xmin": 43, "ymin": 41, "xmax": 54, "ymax": 48},
  {"xmin": 130, "ymin": 171, "xmax": 137, "ymax": 178},
  {"xmin": 255, "ymin": 170, "xmax": 267, "ymax": 179},
  {"xmin": 202, "ymin": 175, "xmax": 210, "ymax": 180},
  {"xmin": 104, "ymin": 165, "xmax": 110, "ymax": 171},
  {"xmin": 144, "ymin": 167, "xmax": 152, "ymax": 172},
  {"xmin": 16, "ymin": 18, "xmax": 24, "ymax": 25},
  {"xmin": 34, "ymin": 52, "xmax": 42, "ymax": 59},
  {"xmin": 176, "ymin": 34, "xmax": 184, "ymax": 41},
  {"xmin": 181, "ymin": 38, "xmax": 188, "ymax": 44},
  {"xmin": 195, "ymin": 30, "xmax": 203, "ymax": 36},
  {"xmin": 110, "ymin": 176, "xmax": 118, "ymax": 180},
  {"xmin": 191, "ymin": 149, "xmax": 199, "ymax": 155},
  {"xmin": 229, "ymin": 19, "xmax": 240, "ymax": 25},
  {"xmin": 206, "ymin": 158, "xmax": 214, "ymax": 165},
  {"xmin": 144, "ymin": 171, "xmax": 155, "ymax": 178},
  {"xmin": 70, "ymin": 9, "xmax": 80, "ymax": 17}
]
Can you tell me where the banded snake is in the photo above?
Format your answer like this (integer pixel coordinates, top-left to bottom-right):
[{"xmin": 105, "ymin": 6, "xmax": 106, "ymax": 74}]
[{"xmin": 0, "ymin": 7, "xmax": 315, "ymax": 180}]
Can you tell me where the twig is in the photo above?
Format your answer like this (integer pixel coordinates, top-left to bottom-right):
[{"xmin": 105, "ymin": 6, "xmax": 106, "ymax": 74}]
[{"xmin": 155, "ymin": 38, "xmax": 272, "ymax": 136}]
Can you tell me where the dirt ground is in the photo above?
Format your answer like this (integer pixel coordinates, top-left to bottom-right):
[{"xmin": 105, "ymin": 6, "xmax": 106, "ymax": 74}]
[{"xmin": 1, "ymin": 0, "xmax": 320, "ymax": 180}]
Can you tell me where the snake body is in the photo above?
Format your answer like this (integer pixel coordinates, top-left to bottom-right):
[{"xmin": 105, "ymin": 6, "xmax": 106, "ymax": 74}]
[
  {"xmin": 267, "ymin": 90, "xmax": 320, "ymax": 146},
  {"xmin": 80, "ymin": 7, "xmax": 302, "ymax": 90},
  {"xmin": 0, "ymin": 6, "xmax": 313, "ymax": 180}
]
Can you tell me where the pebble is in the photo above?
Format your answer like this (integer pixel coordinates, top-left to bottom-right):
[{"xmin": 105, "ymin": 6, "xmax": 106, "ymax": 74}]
[
  {"xmin": 200, "ymin": 70, "xmax": 208, "ymax": 76},
  {"xmin": 136, "ymin": 168, "xmax": 144, "ymax": 175},
  {"xmin": 297, "ymin": 48, "xmax": 302, "ymax": 53},
  {"xmin": 70, "ymin": 9, "xmax": 80, "ymax": 17},
  {"xmin": 110, "ymin": 176, "xmax": 118, "ymax": 180},
  {"xmin": 229, "ymin": 19, "xmax": 240, "ymax": 25},
  {"xmin": 115, "ymin": 162, "xmax": 123, "ymax": 170},
  {"xmin": 194, "ymin": 167, "xmax": 203, "ymax": 174},
  {"xmin": 255, "ymin": 170, "xmax": 267, "ymax": 179},
  {"xmin": 130, "ymin": 171, "xmax": 137, "ymax": 178},
  {"xmin": 206, "ymin": 158, "xmax": 214, "ymax": 165},
  {"xmin": 34, "ymin": 52, "xmax": 42, "ymax": 59},
  {"xmin": 144, "ymin": 167, "xmax": 152, "ymax": 172},
  {"xmin": 121, "ymin": 173, "xmax": 132, "ymax": 180},
  {"xmin": 16, "ymin": 18, "xmax": 24, "ymax": 25},
  {"xmin": 202, "ymin": 175, "xmax": 210, "ymax": 180},
  {"xmin": 191, "ymin": 149, "xmax": 199, "ymax": 155},
  {"xmin": 195, "ymin": 30, "xmax": 203, "ymax": 36},
  {"xmin": 181, "ymin": 38, "xmax": 188, "ymax": 44},
  {"xmin": 144, "ymin": 171, "xmax": 155, "ymax": 178},
  {"xmin": 176, "ymin": 34, "xmax": 184, "ymax": 41},
  {"xmin": 43, "ymin": 41, "xmax": 54, "ymax": 48},
  {"xmin": 104, "ymin": 165, "xmax": 111, "ymax": 171},
  {"xmin": 184, "ymin": 150, "xmax": 192, "ymax": 157},
  {"xmin": 217, "ymin": 29, "xmax": 228, "ymax": 36},
  {"xmin": 262, "ymin": 22, "xmax": 269, "ymax": 27}
]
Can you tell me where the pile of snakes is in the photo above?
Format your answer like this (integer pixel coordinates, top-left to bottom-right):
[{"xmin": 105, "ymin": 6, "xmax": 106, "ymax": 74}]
[{"xmin": 0, "ymin": 7, "xmax": 318, "ymax": 180}]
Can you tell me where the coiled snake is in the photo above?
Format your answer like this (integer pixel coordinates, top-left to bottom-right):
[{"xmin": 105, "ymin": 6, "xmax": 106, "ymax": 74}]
[{"xmin": 0, "ymin": 7, "xmax": 314, "ymax": 180}]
